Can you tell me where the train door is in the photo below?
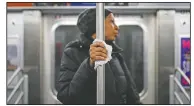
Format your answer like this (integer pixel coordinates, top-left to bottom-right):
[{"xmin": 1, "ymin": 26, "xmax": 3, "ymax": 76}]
[{"xmin": 42, "ymin": 9, "xmax": 156, "ymax": 104}]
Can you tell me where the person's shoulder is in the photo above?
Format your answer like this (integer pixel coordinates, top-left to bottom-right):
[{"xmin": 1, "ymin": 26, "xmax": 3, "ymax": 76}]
[
  {"xmin": 65, "ymin": 39, "xmax": 81, "ymax": 49},
  {"xmin": 63, "ymin": 40, "xmax": 83, "ymax": 55}
]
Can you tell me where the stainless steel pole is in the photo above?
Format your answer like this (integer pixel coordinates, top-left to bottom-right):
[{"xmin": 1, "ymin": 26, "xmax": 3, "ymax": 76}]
[
  {"xmin": 96, "ymin": 3, "xmax": 105, "ymax": 104},
  {"xmin": 23, "ymin": 75, "xmax": 28, "ymax": 104},
  {"xmin": 169, "ymin": 75, "xmax": 174, "ymax": 104}
]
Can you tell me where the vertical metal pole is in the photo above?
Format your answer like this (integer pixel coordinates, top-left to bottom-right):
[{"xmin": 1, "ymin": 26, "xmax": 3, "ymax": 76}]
[
  {"xmin": 96, "ymin": 3, "xmax": 105, "ymax": 104},
  {"xmin": 169, "ymin": 75, "xmax": 174, "ymax": 104},
  {"xmin": 23, "ymin": 75, "xmax": 28, "ymax": 104}
]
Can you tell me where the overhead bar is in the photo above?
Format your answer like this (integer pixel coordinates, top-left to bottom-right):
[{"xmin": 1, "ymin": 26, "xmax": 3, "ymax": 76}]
[{"xmin": 7, "ymin": 6, "xmax": 190, "ymax": 14}]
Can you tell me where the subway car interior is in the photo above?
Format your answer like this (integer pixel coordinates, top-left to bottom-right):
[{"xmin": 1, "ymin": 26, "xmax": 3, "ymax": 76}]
[{"xmin": 6, "ymin": 2, "xmax": 191, "ymax": 105}]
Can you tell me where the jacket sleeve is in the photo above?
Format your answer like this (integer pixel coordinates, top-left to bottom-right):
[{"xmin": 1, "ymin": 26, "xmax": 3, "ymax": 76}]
[{"xmin": 56, "ymin": 48, "xmax": 95, "ymax": 104}]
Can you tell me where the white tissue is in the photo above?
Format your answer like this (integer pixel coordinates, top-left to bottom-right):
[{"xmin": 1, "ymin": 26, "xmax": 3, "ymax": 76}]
[{"xmin": 93, "ymin": 39, "xmax": 112, "ymax": 70}]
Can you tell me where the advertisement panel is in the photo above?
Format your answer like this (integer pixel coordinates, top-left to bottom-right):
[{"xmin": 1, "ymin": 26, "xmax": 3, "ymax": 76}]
[{"xmin": 180, "ymin": 38, "xmax": 190, "ymax": 87}]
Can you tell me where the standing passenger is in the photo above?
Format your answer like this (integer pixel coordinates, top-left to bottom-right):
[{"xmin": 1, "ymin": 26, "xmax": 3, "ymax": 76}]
[{"xmin": 57, "ymin": 8, "xmax": 141, "ymax": 105}]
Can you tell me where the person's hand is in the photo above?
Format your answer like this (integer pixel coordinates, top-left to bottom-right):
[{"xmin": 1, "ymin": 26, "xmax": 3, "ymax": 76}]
[{"xmin": 89, "ymin": 42, "xmax": 107, "ymax": 67}]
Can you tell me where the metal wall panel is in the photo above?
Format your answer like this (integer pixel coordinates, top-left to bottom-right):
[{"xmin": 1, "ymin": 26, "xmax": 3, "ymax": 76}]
[
  {"xmin": 157, "ymin": 10, "xmax": 175, "ymax": 104},
  {"xmin": 23, "ymin": 11, "xmax": 42, "ymax": 104},
  {"xmin": 174, "ymin": 12, "xmax": 190, "ymax": 104},
  {"xmin": 175, "ymin": 12, "xmax": 190, "ymax": 72}
]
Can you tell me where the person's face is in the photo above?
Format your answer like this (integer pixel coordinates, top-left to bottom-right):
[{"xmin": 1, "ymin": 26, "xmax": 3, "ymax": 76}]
[{"xmin": 104, "ymin": 13, "xmax": 119, "ymax": 41}]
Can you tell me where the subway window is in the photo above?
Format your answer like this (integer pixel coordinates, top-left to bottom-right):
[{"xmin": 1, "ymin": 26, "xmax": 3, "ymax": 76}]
[
  {"xmin": 54, "ymin": 25, "xmax": 80, "ymax": 91},
  {"xmin": 7, "ymin": 44, "xmax": 18, "ymax": 71},
  {"xmin": 115, "ymin": 25, "xmax": 144, "ymax": 93}
]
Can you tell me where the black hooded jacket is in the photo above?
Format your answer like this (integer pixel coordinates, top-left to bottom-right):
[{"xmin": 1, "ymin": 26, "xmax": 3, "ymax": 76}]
[{"xmin": 56, "ymin": 34, "xmax": 141, "ymax": 104}]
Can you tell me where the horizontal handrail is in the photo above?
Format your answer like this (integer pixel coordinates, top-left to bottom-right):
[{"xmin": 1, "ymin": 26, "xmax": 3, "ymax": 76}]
[
  {"xmin": 175, "ymin": 67, "xmax": 190, "ymax": 85},
  {"xmin": 174, "ymin": 91, "xmax": 183, "ymax": 104},
  {"xmin": 7, "ymin": 67, "xmax": 22, "ymax": 86},
  {"xmin": 174, "ymin": 77, "xmax": 190, "ymax": 101},
  {"xmin": 7, "ymin": 67, "xmax": 29, "ymax": 104},
  {"xmin": 7, "ymin": 77, "xmax": 24, "ymax": 103},
  {"xmin": 14, "ymin": 92, "xmax": 24, "ymax": 104},
  {"xmin": 169, "ymin": 67, "xmax": 191, "ymax": 104}
]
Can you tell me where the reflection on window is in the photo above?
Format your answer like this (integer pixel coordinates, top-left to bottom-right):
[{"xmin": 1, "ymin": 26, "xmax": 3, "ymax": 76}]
[
  {"xmin": 55, "ymin": 25, "xmax": 80, "ymax": 91},
  {"xmin": 7, "ymin": 45, "xmax": 18, "ymax": 71},
  {"xmin": 8, "ymin": 45, "xmax": 17, "ymax": 58},
  {"xmin": 115, "ymin": 25, "xmax": 144, "ymax": 93}
]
